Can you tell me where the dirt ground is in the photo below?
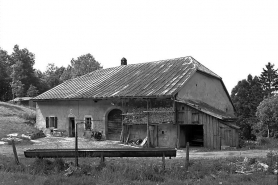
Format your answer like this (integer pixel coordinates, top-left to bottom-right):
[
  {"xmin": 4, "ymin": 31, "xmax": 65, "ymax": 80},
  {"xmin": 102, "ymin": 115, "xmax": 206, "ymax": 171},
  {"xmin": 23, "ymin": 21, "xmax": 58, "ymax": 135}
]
[{"xmin": 0, "ymin": 136, "xmax": 275, "ymax": 159}]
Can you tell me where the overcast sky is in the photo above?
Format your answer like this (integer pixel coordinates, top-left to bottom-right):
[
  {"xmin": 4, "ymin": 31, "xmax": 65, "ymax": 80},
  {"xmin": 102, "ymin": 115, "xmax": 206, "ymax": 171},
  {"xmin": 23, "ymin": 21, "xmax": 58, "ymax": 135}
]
[{"xmin": 1, "ymin": 0, "xmax": 278, "ymax": 94}]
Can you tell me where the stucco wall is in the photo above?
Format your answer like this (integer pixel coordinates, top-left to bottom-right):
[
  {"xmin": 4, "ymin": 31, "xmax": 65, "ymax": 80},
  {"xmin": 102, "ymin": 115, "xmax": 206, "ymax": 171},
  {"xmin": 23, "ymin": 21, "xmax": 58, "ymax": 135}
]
[
  {"xmin": 177, "ymin": 72, "xmax": 235, "ymax": 116},
  {"xmin": 35, "ymin": 99, "xmax": 123, "ymax": 138},
  {"xmin": 157, "ymin": 124, "xmax": 177, "ymax": 147}
]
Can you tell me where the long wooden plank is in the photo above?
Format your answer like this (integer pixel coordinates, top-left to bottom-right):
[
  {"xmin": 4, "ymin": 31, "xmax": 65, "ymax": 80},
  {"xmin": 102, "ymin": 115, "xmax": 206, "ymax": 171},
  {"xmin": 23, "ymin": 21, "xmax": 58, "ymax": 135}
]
[{"xmin": 24, "ymin": 148, "xmax": 177, "ymax": 158}]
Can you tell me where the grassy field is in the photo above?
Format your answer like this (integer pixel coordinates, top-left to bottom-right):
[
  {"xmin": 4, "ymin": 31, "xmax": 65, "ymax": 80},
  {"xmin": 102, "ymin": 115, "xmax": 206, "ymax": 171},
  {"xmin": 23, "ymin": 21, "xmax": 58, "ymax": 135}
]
[
  {"xmin": 0, "ymin": 101, "xmax": 38, "ymax": 139},
  {"xmin": 0, "ymin": 153, "xmax": 277, "ymax": 185}
]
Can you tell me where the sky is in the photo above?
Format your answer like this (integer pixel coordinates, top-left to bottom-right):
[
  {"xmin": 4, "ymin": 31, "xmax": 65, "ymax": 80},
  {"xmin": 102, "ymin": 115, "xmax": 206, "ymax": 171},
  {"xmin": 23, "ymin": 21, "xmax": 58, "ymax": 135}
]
[{"xmin": 0, "ymin": 0, "xmax": 278, "ymax": 94}]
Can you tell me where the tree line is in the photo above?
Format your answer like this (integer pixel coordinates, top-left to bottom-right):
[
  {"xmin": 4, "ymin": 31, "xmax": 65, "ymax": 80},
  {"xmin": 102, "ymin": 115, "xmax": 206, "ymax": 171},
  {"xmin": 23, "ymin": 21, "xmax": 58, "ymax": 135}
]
[
  {"xmin": 0, "ymin": 45, "xmax": 102, "ymax": 101},
  {"xmin": 231, "ymin": 62, "xmax": 278, "ymax": 140}
]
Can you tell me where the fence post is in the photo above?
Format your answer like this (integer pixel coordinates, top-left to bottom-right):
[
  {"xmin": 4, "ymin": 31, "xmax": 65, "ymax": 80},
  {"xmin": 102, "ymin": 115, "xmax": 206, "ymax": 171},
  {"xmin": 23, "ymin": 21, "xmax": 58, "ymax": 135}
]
[
  {"xmin": 162, "ymin": 152, "xmax": 165, "ymax": 170},
  {"xmin": 185, "ymin": 142, "xmax": 189, "ymax": 172},
  {"xmin": 11, "ymin": 139, "xmax": 19, "ymax": 165}
]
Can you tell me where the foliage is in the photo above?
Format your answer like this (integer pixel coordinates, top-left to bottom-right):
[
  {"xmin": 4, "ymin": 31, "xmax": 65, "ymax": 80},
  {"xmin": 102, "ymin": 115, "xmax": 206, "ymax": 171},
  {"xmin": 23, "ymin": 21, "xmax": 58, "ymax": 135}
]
[
  {"xmin": 26, "ymin": 84, "xmax": 39, "ymax": 97},
  {"xmin": 231, "ymin": 74, "xmax": 265, "ymax": 139},
  {"xmin": 43, "ymin": 63, "xmax": 65, "ymax": 89},
  {"xmin": 70, "ymin": 53, "xmax": 102, "ymax": 78},
  {"xmin": 0, "ymin": 48, "xmax": 12, "ymax": 101},
  {"xmin": 256, "ymin": 137, "xmax": 271, "ymax": 145},
  {"xmin": 0, "ymin": 45, "xmax": 103, "ymax": 101},
  {"xmin": 18, "ymin": 111, "xmax": 36, "ymax": 124},
  {"xmin": 10, "ymin": 80, "xmax": 25, "ymax": 97},
  {"xmin": 256, "ymin": 95, "xmax": 278, "ymax": 137},
  {"xmin": 259, "ymin": 62, "xmax": 278, "ymax": 97},
  {"xmin": 59, "ymin": 65, "xmax": 72, "ymax": 82},
  {"xmin": 9, "ymin": 45, "xmax": 39, "ymax": 96}
]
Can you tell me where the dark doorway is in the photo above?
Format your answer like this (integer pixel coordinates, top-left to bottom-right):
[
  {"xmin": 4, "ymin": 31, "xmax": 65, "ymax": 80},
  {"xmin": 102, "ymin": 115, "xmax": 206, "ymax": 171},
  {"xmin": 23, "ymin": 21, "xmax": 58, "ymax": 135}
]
[
  {"xmin": 69, "ymin": 117, "xmax": 75, "ymax": 137},
  {"xmin": 107, "ymin": 109, "xmax": 122, "ymax": 140},
  {"xmin": 180, "ymin": 125, "xmax": 204, "ymax": 147}
]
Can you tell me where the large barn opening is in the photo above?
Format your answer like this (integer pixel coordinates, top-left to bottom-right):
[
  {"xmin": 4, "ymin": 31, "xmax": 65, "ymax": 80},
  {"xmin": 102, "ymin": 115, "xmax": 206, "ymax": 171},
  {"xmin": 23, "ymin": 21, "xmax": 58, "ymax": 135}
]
[
  {"xmin": 180, "ymin": 125, "xmax": 204, "ymax": 147},
  {"xmin": 107, "ymin": 109, "xmax": 122, "ymax": 140}
]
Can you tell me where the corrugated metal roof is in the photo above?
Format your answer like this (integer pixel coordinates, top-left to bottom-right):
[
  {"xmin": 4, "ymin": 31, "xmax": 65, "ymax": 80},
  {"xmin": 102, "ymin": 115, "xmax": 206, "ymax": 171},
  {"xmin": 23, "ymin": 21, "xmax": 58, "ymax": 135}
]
[{"xmin": 34, "ymin": 56, "xmax": 220, "ymax": 100}]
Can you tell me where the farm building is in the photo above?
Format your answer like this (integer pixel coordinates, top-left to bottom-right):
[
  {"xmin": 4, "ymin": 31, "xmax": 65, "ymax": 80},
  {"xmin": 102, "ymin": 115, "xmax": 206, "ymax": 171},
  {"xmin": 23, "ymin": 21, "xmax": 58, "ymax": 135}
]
[
  {"xmin": 33, "ymin": 56, "xmax": 239, "ymax": 149},
  {"xmin": 11, "ymin": 97, "xmax": 36, "ymax": 108}
]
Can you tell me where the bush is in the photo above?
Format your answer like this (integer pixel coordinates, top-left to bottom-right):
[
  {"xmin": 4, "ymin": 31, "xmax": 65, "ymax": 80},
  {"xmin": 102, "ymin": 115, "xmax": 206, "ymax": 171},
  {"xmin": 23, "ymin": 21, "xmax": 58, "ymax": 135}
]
[
  {"xmin": 19, "ymin": 111, "xmax": 36, "ymax": 124},
  {"xmin": 257, "ymin": 137, "xmax": 271, "ymax": 145}
]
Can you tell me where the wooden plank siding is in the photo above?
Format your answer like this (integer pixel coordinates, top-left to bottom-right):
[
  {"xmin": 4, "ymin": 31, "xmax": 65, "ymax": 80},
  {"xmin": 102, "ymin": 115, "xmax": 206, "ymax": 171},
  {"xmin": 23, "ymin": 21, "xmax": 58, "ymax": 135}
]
[{"xmin": 176, "ymin": 102, "xmax": 238, "ymax": 149}]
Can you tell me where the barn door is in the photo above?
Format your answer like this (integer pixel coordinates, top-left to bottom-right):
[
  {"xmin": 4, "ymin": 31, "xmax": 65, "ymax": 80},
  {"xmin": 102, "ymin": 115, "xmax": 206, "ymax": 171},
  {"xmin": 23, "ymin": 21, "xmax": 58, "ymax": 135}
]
[
  {"xmin": 107, "ymin": 109, "xmax": 122, "ymax": 140},
  {"xmin": 220, "ymin": 128, "xmax": 232, "ymax": 147}
]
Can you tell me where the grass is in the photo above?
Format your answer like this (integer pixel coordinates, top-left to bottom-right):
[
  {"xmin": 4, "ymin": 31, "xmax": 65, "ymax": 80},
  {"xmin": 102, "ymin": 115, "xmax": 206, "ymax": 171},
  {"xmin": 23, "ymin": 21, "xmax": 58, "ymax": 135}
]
[
  {"xmin": 0, "ymin": 101, "xmax": 39, "ymax": 139},
  {"xmin": 0, "ymin": 154, "xmax": 277, "ymax": 185}
]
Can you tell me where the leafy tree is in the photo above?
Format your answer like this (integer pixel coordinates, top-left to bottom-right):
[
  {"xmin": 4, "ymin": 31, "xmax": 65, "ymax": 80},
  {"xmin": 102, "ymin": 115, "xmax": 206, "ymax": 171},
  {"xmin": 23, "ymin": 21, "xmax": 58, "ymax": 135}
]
[
  {"xmin": 70, "ymin": 53, "xmax": 102, "ymax": 78},
  {"xmin": 231, "ymin": 74, "xmax": 265, "ymax": 139},
  {"xmin": 256, "ymin": 95, "xmax": 278, "ymax": 138},
  {"xmin": 43, "ymin": 63, "xmax": 65, "ymax": 88},
  {"xmin": 0, "ymin": 48, "xmax": 12, "ymax": 101},
  {"xmin": 259, "ymin": 62, "xmax": 278, "ymax": 97},
  {"xmin": 33, "ymin": 69, "xmax": 50, "ymax": 94},
  {"xmin": 60, "ymin": 65, "xmax": 72, "ymax": 82},
  {"xmin": 9, "ymin": 45, "xmax": 39, "ymax": 95},
  {"xmin": 26, "ymin": 84, "xmax": 39, "ymax": 97},
  {"xmin": 10, "ymin": 80, "xmax": 25, "ymax": 97}
]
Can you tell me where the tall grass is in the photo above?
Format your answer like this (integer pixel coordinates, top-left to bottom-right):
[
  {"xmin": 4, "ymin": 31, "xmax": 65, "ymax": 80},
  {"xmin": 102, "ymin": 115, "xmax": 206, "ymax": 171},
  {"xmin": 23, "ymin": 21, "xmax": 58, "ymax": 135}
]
[{"xmin": 0, "ymin": 155, "xmax": 276, "ymax": 185}]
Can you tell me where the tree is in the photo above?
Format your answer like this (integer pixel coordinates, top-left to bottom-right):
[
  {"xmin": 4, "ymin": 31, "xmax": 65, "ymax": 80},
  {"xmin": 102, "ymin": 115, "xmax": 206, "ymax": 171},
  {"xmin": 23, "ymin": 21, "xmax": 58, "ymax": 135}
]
[
  {"xmin": 43, "ymin": 63, "xmax": 65, "ymax": 88},
  {"xmin": 34, "ymin": 69, "xmax": 50, "ymax": 94},
  {"xmin": 70, "ymin": 53, "xmax": 102, "ymax": 78},
  {"xmin": 259, "ymin": 62, "xmax": 278, "ymax": 97},
  {"xmin": 26, "ymin": 84, "xmax": 39, "ymax": 97},
  {"xmin": 10, "ymin": 80, "xmax": 25, "ymax": 97},
  {"xmin": 9, "ymin": 45, "xmax": 39, "ymax": 95},
  {"xmin": 231, "ymin": 74, "xmax": 265, "ymax": 139},
  {"xmin": 60, "ymin": 65, "xmax": 72, "ymax": 82},
  {"xmin": 0, "ymin": 48, "xmax": 12, "ymax": 101},
  {"xmin": 256, "ymin": 95, "xmax": 278, "ymax": 137}
]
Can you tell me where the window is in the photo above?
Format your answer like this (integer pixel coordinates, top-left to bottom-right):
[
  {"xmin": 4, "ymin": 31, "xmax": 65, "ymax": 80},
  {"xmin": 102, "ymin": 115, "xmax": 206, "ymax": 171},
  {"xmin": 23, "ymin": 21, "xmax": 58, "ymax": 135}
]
[
  {"xmin": 85, "ymin": 117, "xmax": 92, "ymax": 130},
  {"xmin": 46, "ymin": 116, "xmax": 58, "ymax": 128}
]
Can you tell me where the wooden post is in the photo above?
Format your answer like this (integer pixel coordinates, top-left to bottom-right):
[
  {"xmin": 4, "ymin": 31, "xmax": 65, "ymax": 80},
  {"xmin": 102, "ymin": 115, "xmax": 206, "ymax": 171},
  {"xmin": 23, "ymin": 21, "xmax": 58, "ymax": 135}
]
[
  {"xmin": 75, "ymin": 122, "xmax": 78, "ymax": 167},
  {"xmin": 185, "ymin": 142, "xmax": 189, "ymax": 172},
  {"xmin": 162, "ymin": 152, "xmax": 165, "ymax": 170},
  {"xmin": 147, "ymin": 112, "xmax": 150, "ymax": 148},
  {"xmin": 101, "ymin": 152, "xmax": 105, "ymax": 163},
  {"xmin": 11, "ymin": 139, "xmax": 19, "ymax": 165}
]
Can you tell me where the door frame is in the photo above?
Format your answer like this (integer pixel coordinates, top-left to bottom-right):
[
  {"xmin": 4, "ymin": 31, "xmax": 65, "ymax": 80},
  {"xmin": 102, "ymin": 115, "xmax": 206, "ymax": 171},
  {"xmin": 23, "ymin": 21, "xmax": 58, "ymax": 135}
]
[
  {"xmin": 104, "ymin": 106, "xmax": 125, "ymax": 140},
  {"xmin": 69, "ymin": 117, "xmax": 76, "ymax": 137}
]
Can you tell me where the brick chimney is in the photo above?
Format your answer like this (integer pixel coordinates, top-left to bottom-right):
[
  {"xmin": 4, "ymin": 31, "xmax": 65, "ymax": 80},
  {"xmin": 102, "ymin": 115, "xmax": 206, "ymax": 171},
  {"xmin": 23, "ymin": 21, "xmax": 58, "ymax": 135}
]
[{"xmin": 121, "ymin": 57, "xmax": 127, "ymax": 65}]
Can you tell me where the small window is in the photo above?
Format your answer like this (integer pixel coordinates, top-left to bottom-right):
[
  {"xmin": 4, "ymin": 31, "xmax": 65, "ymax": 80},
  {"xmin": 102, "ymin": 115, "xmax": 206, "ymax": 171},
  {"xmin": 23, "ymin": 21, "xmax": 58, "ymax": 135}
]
[
  {"xmin": 85, "ymin": 117, "xmax": 92, "ymax": 130},
  {"xmin": 46, "ymin": 116, "xmax": 57, "ymax": 128}
]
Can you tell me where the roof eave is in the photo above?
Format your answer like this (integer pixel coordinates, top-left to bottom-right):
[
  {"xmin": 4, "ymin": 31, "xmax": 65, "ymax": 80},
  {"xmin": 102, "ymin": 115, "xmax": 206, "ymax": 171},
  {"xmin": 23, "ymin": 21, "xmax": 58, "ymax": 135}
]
[{"xmin": 33, "ymin": 95, "xmax": 173, "ymax": 102}]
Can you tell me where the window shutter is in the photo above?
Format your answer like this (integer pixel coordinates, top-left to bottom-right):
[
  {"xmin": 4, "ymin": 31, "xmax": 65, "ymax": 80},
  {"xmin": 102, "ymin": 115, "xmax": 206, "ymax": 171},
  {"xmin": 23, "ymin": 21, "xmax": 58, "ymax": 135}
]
[
  {"xmin": 54, "ymin": 117, "xmax": 58, "ymax": 128},
  {"xmin": 46, "ymin": 117, "xmax": 49, "ymax": 128}
]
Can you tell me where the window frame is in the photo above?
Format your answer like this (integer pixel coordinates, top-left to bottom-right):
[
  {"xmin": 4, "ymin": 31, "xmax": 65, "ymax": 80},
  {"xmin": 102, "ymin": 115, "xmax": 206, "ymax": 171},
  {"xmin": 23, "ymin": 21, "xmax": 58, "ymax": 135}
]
[
  {"xmin": 84, "ymin": 115, "xmax": 92, "ymax": 130},
  {"xmin": 46, "ymin": 116, "xmax": 58, "ymax": 128}
]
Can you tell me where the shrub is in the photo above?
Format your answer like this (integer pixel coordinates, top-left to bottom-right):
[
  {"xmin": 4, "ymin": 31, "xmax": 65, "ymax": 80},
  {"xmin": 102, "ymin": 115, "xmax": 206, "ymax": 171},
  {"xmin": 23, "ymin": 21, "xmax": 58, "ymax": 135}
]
[
  {"xmin": 19, "ymin": 111, "xmax": 36, "ymax": 124},
  {"xmin": 257, "ymin": 137, "xmax": 271, "ymax": 145}
]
